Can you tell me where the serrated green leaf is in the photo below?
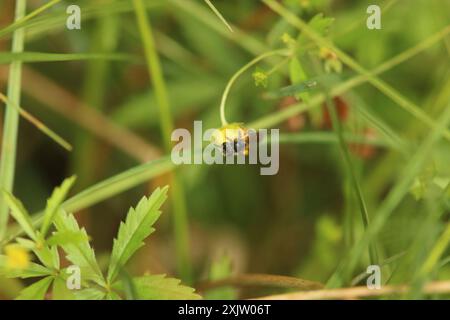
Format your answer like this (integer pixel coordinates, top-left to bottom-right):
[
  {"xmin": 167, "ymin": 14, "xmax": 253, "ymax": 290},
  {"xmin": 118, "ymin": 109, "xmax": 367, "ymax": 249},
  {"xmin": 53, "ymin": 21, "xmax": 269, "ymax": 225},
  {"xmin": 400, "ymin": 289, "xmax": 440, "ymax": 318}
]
[
  {"xmin": 120, "ymin": 270, "xmax": 138, "ymax": 300},
  {"xmin": 32, "ymin": 244, "xmax": 59, "ymax": 270},
  {"xmin": 41, "ymin": 176, "xmax": 77, "ymax": 237},
  {"xmin": 50, "ymin": 245, "xmax": 60, "ymax": 270},
  {"xmin": 115, "ymin": 274, "xmax": 201, "ymax": 300},
  {"xmin": 47, "ymin": 230, "xmax": 89, "ymax": 246},
  {"xmin": 53, "ymin": 211, "xmax": 104, "ymax": 286},
  {"xmin": 52, "ymin": 277, "xmax": 76, "ymax": 300},
  {"xmin": 15, "ymin": 237, "xmax": 35, "ymax": 250},
  {"xmin": 74, "ymin": 288, "xmax": 106, "ymax": 300},
  {"xmin": 107, "ymin": 187, "xmax": 168, "ymax": 283},
  {"xmin": 289, "ymin": 57, "xmax": 310, "ymax": 102},
  {"xmin": 2, "ymin": 191, "xmax": 37, "ymax": 241},
  {"xmin": 16, "ymin": 236, "xmax": 60, "ymax": 269},
  {"xmin": 15, "ymin": 276, "xmax": 53, "ymax": 300},
  {"xmin": 0, "ymin": 255, "xmax": 52, "ymax": 279}
]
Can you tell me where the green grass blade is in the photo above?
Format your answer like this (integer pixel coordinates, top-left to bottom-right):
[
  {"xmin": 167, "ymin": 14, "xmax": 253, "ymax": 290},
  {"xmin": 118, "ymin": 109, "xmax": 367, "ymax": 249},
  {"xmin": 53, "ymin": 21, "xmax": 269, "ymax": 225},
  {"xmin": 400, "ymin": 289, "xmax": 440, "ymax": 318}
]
[
  {"xmin": 63, "ymin": 157, "xmax": 174, "ymax": 214},
  {"xmin": 277, "ymin": 132, "xmax": 396, "ymax": 149},
  {"xmin": 0, "ymin": 0, "xmax": 26, "ymax": 241},
  {"xmin": 418, "ymin": 222, "xmax": 450, "ymax": 277},
  {"xmin": 133, "ymin": 0, "xmax": 191, "ymax": 281},
  {"xmin": 0, "ymin": 0, "xmax": 61, "ymax": 39},
  {"xmin": 203, "ymin": 0, "xmax": 233, "ymax": 32},
  {"xmin": 0, "ymin": 93, "xmax": 72, "ymax": 151},
  {"xmin": 0, "ymin": 52, "xmax": 138, "ymax": 64}
]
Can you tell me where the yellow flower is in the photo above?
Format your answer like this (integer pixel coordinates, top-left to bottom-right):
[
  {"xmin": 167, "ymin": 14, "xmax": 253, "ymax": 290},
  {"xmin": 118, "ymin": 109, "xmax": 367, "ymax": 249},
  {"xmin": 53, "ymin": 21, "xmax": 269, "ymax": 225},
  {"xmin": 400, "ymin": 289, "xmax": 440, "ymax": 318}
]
[
  {"xmin": 4, "ymin": 244, "xmax": 30, "ymax": 270},
  {"xmin": 252, "ymin": 70, "xmax": 268, "ymax": 88}
]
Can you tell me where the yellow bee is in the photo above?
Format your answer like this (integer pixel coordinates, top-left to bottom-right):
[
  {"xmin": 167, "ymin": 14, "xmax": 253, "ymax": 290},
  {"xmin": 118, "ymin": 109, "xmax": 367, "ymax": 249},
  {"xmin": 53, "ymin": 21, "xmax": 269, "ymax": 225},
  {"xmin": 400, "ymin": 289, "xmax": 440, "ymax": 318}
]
[{"xmin": 211, "ymin": 123, "xmax": 250, "ymax": 156}]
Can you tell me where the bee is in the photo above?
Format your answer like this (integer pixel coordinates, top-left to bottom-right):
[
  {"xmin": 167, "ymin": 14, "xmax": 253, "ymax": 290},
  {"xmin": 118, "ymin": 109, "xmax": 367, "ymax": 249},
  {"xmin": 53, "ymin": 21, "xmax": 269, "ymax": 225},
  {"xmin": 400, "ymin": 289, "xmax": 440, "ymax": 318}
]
[{"xmin": 211, "ymin": 123, "xmax": 250, "ymax": 156}]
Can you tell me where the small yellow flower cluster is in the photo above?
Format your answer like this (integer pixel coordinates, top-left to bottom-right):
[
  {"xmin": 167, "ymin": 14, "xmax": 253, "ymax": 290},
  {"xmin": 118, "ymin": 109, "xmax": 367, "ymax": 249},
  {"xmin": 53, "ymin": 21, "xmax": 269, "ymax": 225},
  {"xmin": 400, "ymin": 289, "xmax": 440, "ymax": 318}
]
[
  {"xmin": 4, "ymin": 244, "xmax": 30, "ymax": 270},
  {"xmin": 252, "ymin": 70, "xmax": 268, "ymax": 88}
]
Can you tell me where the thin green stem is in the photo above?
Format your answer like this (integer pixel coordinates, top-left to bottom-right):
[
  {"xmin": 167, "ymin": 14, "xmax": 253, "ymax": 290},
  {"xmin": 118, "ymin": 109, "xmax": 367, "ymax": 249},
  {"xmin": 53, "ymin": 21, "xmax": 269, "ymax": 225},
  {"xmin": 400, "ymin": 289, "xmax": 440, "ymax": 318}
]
[
  {"xmin": 267, "ymin": 56, "xmax": 290, "ymax": 76},
  {"xmin": 220, "ymin": 49, "xmax": 290, "ymax": 126},
  {"xmin": 0, "ymin": 93, "xmax": 72, "ymax": 151},
  {"xmin": 203, "ymin": 0, "xmax": 233, "ymax": 32},
  {"xmin": 0, "ymin": 0, "xmax": 26, "ymax": 242},
  {"xmin": 133, "ymin": 0, "xmax": 191, "ymax": 282},
  {"xmin": 277, "ymin": 132, "xmax": 395, "ymax": 148}
]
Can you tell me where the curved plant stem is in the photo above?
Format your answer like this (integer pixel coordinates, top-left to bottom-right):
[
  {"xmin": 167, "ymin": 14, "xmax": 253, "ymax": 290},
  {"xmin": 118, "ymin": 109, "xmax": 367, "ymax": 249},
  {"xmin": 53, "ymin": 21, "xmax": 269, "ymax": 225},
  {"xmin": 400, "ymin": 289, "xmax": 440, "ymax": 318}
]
[
  {"xmin": 0, "ymin": 0, "xmax": 26, "ymax": 241},
  {"xmin": 219, "ymin": 49, "xmax": 290, "ymax": 126}
]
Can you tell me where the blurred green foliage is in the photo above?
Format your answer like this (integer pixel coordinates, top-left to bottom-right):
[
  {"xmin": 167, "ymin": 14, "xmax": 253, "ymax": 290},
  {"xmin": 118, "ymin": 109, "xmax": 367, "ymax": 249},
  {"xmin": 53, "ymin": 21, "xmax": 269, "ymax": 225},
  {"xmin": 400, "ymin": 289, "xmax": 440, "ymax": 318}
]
[{"xmin": 0, "ymin": 0, "xmax": 449, "ymax": 299}]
